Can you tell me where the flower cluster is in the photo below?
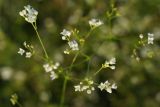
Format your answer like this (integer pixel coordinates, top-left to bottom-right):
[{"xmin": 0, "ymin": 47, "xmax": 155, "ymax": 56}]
[
  {"xmin": 19, "ymin": 5, "xmax": 38, "ymax": 23},
  {"xmin": 18, "ymin": 41, "xmax": 34, "ymax": 58},
  {"xmin": 98, "ymin": 81, "xmax": 117, "ymax": 93},
  {"xmin": 60, "ymin": 29, "xmax": 79, "ymax": 54},
  {"xmin": 102, "ymin": 57, "xmax": 116, "ymax": 70},
  {"xmin": 74, "ymin": 79, "xmax": 95, "ymax": 94},
  {"xmin": 43, "ymin": 62, "xmax": 60, "ymax": 80},
  {"xmin": 89, "ymin": 18, "xmax": 103, "ymax": 28},
  {"xmin": 132, "ymin": 33, "xmax": 155, "ymax": 61}
]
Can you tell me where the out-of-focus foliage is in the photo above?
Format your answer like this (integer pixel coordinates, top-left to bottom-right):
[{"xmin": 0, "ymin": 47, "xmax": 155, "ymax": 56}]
[{"xmin": 0, "ymin": 0, "xmax": 160, "ymax": 107}]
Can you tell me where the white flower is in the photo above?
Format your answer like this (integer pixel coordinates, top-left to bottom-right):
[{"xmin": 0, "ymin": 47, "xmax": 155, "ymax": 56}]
[
  {"xmin": 148, "ymin": 33, "xmax": 154, "ymax": 44},
  {"xmin": 53, "ymin": 62, "xmax": 60, "ymax": 70},
  {"xmin": 98, "ymin": 81, "xmax": 117, "ymax": 93},
  {"xmin": 18, "ymin": 48, "xmax": 25, "ymax": 55},
  {"xmin": 89, "ymin": 18, "xmax": 103, "ymax": 27},
  {"xmin": 50, "ymin": 71, "xmax": 58, "ymax": 80},
  {"xmin": 139, "ymin": 34, "xmax": 143, "ymax": 39},
  {"xmin": 25, "ymin": 52, "xmax": 32, "ymax": 58},
  {"xmin": 103, "ymin": 57, "xmax": 116, "ymax": 69},
  {"xmin": 74, "ymin": 85, "xmax": 81, "ymax": 91},
  {"xmin": 68, "ymin": 40, "xmax": 79, "ymax": 51},
  {"xmin": 19, "ymin": 5, "xmax": 38, "ymax": 23},
  {"xmin": 98, "ymin": 83, "xmax": 106, "ymax": 91},
  {"xmin": 60, "ymin": 29, "xmax": 71, "ymax": 40},
  {"xmin": 43, "ymin": 64, "xmax": 53, "ymax": 72}
]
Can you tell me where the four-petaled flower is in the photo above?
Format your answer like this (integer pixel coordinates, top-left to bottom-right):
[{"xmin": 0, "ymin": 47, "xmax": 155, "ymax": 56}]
[{"xmin": 18, "ymin": 48, "xmax": 25, "ymax": 55}]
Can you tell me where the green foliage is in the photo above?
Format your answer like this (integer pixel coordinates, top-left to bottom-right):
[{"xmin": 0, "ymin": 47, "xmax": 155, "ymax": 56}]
[{"xmin": 0, "ymin": 0, "xmax": 160, "ymax": 107}]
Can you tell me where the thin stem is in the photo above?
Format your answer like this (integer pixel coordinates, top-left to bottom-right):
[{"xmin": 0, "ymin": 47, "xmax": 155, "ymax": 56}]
[
  {"xmin": 32, "ymin": 23, "xmax": 49, "ymax": 60},
  {"xmin": 60, "ymin": 77, "xmax": 68, "ymax": 107},
  {"xmin": 93, "ymin": 67, "xmax": 103, "ymax": 76},
  {"xmin": 85, "ymin": 28, "xmax": 94, "ymax": 39},
  {"xmin": 59, "ymin": 51, "xmax": 80, "ymax": 107},
  {"xmin": 70, "ymin": 52, "xmax": 80, "ymax": 68},
  {"xmin": 63, "ymin": 57, "xmax": 89, "ymax": 70}
]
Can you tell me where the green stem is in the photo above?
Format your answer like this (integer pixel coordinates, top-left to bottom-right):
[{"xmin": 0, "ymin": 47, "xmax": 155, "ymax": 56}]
[
  {"xmin": 85, "ymin": 28, "xmax": 94, "ymax": 39},
  {"xmin": 32, "ymin": 23, "xmax": 49, "ymax": 60},
  {"xmin": 60, "ymin": 77, "xmax": 68, "ymax": 107},
  {"xmin": 70, "ymin": 52, "xmax": 80, "ymax": 68},
  {"xmin": 59, "ymin": 52, "xmax": 80, "ymax": 107},
  {"xmin": 94, "ymin": 67, "xmax": 103, "ymax": 76}
]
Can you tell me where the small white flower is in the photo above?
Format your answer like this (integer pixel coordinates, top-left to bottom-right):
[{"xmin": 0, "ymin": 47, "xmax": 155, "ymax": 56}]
[
  {"xmin": 89, "ymin": 18, "xmax": 103, "ymax": 27},
  {"xmin": 74, "ymin": 85, "xmax": 81, "ymax": 91},
  {"xmin": 50, "ymin": 71, "xmax": 58, "ymax": 80},
  {"xmin": 148, "ymin": 33, "xmax": 154, "ymax": 44},
  {"xmin": 106, "ymin": 86, "xmax": 112, "ymax": 93},
  {"xmin": 98, "ymin": 83, "xmax": 106, "ymax": 91},
  {"xmin": 19, "ymin": 5, "xmax": 38, "ymax": 23},
  {"xmin": 25, "ymin": 52, "xmax": 32, "ymax": 58},
  {"xmin": 18, "ymin": 48, "xmax": 25, "ymax": 55},
  {"xmin": 60, "ymin": 29, "xmax": 71, "ymax": 40},
  {"xmin": 98, "ymin": 81, "xmax": 117, "ymax": 93},
  {"xmin": 43, "ymin": 64, "xmax": 53, "ymax": 72},
  {"xmin": 103, "ymin": 57, "xmax": 116, "ymax": 69},
  {"xmin": 68, "ymin": 40, "xmax": 79, "ymax": 51},
  {"xmin": 53, "ymin": 62, "xmax": 60, "ymax": 70},
  {"xmin": 139, "ymin": 34, "xmax": 143, "ymax": 39}
]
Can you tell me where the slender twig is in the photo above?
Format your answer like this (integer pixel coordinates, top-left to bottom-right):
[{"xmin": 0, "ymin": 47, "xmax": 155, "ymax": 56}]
[
  {"xmin": 60, "ymin": 76, "xmax": 68, "ymax": 107},
  {"xmin": 85, "ymin": 28, "xmax": 95, "ymax": 39},
  {"xmin": 93, "ymin": 67, "xmax": 103, "ymax": 76},
  {"xmin": 59, "ymin": 51, "xmax": 80, "ymax": 107},
  {"xmin": 31, "ymin": 23, "xmax": 49, "ymax": 60}
]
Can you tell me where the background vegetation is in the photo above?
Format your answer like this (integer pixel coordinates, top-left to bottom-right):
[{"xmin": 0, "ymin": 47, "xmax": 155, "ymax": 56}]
[{"xmin": 0, "ymin": 0, "xmax": 160, "ymax": 107}]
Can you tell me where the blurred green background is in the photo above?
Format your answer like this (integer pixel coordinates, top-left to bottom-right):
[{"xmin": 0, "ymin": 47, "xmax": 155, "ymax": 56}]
[{"xmin": 0, "ymin": 0, "xmax": 160, "ymax": 107}]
